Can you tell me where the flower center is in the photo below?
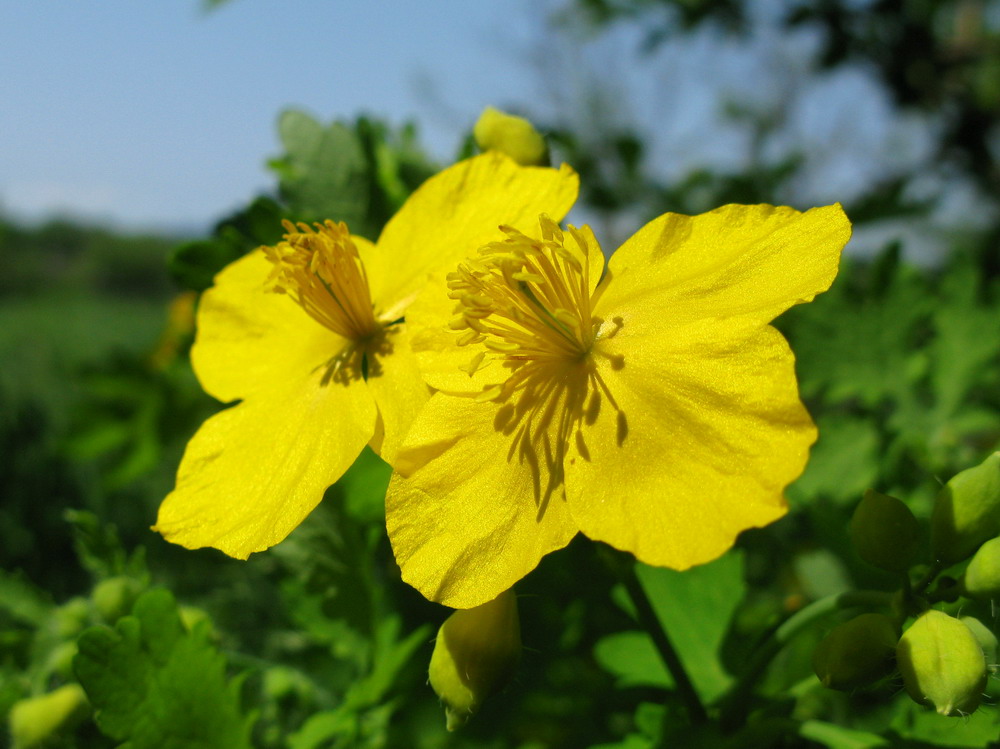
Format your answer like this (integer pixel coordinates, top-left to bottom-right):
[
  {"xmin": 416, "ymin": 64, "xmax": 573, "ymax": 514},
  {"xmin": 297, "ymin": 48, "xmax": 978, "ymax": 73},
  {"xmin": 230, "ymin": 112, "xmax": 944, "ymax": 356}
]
[
  {"xmin": 446, "ymin": 214, "xmax": 603, "ymax": 397},
  {"xmin": 263, "ymin": 219, "xmax": 380, "ymax": 342}
]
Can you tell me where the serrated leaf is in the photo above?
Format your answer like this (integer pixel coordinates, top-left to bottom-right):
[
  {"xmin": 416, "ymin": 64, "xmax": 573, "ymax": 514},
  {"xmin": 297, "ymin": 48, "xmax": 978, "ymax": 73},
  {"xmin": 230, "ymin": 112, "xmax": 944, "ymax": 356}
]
[
  {"xmin": 928, "ymin": 263, "xmax": 1000, "ymax": 417},
  {"xmin": 788, "ymin": 414, "xmax": 880, "ymax": 505},
  {"xmin": 168, "ymin": 238, "xmax": 243, "ymax": 292},
  {"xmin": 275, "ymin": 110, "xmax": 371, "ymax": 235},
  {"xmin": 74, "ymin": 589, "xmax": 254, "ymax": 749}
]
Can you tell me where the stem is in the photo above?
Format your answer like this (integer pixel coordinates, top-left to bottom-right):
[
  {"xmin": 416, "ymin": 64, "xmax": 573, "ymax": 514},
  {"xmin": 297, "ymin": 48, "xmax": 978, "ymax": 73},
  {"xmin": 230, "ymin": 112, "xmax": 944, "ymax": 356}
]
[
  {"xmin": 719, "ymin": 589, "xmax": 894, "ymax": 730},
  {"xmin": 599, "ymin": 546, "xmax": 708, "ymax": 727}
]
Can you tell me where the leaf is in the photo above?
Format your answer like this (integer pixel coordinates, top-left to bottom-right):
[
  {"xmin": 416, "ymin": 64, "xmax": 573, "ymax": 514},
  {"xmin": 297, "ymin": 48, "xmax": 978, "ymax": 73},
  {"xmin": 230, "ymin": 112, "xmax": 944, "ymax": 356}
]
[
  {"xmin": 781, "ymin": 257, "xmax": 928, "ymax": 407},
  {"xmin": 799, "ymin": 720, "xmax": 891, "ymax": 748},
  {"xmin": 637, "ymin": 552, "xmax": 745, "ymax": 702},
  {"xmin": 287, "ymin": 617, "xmax": 431, "ymax": 749},
  {"xmin": 168, "ymin": 238, "xmax": 243, "ymax": 292},
  {"xmin": 889, "ymin": 698, "xmax": 1000, "ymax": 747},
  {"xmin": 608, "ymin": 551, "xmax": 746, "ymax": 702},
  {"xmin": 0, "ymin": 570, "xmax": 53, "ymax": 627},
  {"xmin": 74, "ymin": 589, "xmax": 254, "ymax": 749},
  {"xmin": 274, "ymin": 110, "xmax": 371, "ymax": 235},
  {"xmin": 927, "ymin": 261, "xmax": 1000, "ymax": 418},
  {"xmin": 593, "ymin": 631, "xmax": 671, "ymax": 689},
  {"xmin": 788, "ymin": 413, "xmax": 880, "ymax": 505}
]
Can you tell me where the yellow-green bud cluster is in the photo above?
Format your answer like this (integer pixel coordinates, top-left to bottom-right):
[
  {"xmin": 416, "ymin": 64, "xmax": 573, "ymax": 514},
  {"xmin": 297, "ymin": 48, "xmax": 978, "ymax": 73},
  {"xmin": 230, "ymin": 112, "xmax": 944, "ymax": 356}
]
[
  {"xmin": 813, "ymin": 454, "xmax": 1000, "ymax": 719},
  {"xmin": 897, "ymin": 610, "xmax": 987, "ymax": 716},
  {"xmin": 931, "ymin": 452, "xmax": 1000, "ymax": 566},
  {"xmin": 428, "ymin": 589, "xmax": 521, "ymax": 730}
]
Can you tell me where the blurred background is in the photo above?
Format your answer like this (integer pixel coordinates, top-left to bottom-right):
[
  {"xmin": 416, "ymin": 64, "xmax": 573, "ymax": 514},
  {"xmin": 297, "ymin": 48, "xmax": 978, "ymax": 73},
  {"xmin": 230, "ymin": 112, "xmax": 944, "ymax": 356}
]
[{"xmin": 3, "ymin": 1, "xmax": 1000, "ymax": 747}]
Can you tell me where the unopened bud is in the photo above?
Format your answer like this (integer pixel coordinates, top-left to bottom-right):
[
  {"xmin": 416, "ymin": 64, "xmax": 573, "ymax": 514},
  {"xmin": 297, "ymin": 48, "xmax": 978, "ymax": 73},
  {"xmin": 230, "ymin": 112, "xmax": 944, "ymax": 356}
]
[
  {"xmin": 931, "ymin": 452, "xmax": 1000, "ymax": 565},
  {"xmin": 959, "ymin": 536, "xmax": 1000, "ymax": 599},
  {"xmin": 961, "ymin": 616, "xmax": 998, "ymax": 671},
  {"xmin": 850, "ymin": 489, "xmax": 921, "ymax": 572},
  {"xmin": 428, "ymin": 589, "xmax": 521, "ymax": 730},
  {"xmin": 9, "ymin": 683, "xmax": 87, "ymax": 749},
  {"xmin": 897, "ymin": 610, "xmax": 987, "ymax": 716},
  {"xmin": 92, "ymin": 576, "xmax": 142, "ymax": 623},
  {"xmin": 473, "ymin": 107, "xmax": 548, "ymax": 166},
  {"xmin": 812, "ymin": 612, "xmax": 898, "ymax": 690}
]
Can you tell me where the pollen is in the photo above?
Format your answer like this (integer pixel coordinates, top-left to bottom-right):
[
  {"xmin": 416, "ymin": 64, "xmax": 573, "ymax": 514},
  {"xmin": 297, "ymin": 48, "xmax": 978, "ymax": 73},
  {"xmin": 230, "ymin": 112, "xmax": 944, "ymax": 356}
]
[
  {"xmin": 447, "ymin": 215, "xmax": 603, "ymax": 382},
  {"xmin": 263, "ymin": 220, "xmax": 380, "ymax": 342}
]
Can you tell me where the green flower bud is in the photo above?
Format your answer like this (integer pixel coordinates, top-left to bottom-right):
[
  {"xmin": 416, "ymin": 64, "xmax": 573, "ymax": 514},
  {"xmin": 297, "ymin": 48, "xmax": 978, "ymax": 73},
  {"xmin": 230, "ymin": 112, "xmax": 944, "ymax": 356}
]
[
  {"xmin": 9, "ymin": 683, "xmax": 87, "ymax": 749},
  {"xmin": 897, "ymin": 610, "xmax": 987, "ymax": 716},
  {"xmin": 53, "ymin": 598, "xmax": 90, "ymax": 639},
  {"xmin": 473, "ymin": 107, "xmax": 548, "ymax": 166},
  {"xmin": 931, "ymin": 452, "xmax": 1000, "ymax": 565},
  {"xmin": 960, "ymin": 536, "xmax": 1000, "ymax": 599},
  {"xmin": 91, "ymin": 576, "xmax": 142, "ymax": 623},
  {"xmin": 850, "ymin": 489, "xmax": 921, "ymax": 572},
  {"xmin": 428, "ymin": 589, "xmax": 521, "ymax": 731},
  {"xmin": 960, "ymin": 616, "xmax": 998, "ymax": 670},
  {"xmin": 812, "ymin": 612, "xmax": 898, "ymax": 690},
  {"xmin": 45, "ymin": 641, "xmax": 78, "ymax": 680}
]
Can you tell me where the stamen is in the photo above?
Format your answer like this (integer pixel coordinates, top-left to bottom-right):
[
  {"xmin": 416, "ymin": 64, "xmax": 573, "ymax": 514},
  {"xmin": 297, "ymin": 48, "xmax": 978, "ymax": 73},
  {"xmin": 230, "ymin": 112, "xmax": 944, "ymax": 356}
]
[
  {"xmin": 448, "ymin": 214, "xmax": 603, "ymax": 391},
  {"xmin": 263, "ymin": 220, "xmax": 380, "ymax": 342}
]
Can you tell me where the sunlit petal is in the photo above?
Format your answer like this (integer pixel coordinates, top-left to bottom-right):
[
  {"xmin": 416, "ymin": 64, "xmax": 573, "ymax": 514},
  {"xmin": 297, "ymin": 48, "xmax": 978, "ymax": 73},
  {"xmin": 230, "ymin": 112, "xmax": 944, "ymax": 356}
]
[{"xmin": 387, "ymin": 393, "xmax": 578, "ymax": 609}]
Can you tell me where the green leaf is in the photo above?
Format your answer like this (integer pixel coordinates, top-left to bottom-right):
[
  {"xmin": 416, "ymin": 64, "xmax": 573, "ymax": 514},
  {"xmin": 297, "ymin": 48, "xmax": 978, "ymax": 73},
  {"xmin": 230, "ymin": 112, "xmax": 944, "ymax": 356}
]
[
  {"xmin": 168, "ymin": 238, "xmax": 243, "ymax": 292},
  {"xmin": 788, "ymin": 414, "xmax": 880, "ymax": 505},
  {"xmin": 0, "ymin": 570, "xmax": 53, "ymax": 627},
  {"xmin": 799, "ymin": 719, "xmax": 891, "ymax": 748},
  {"xmin": 74, "ymin": 589, "xmax": 254, "ymax": 749},
  {"xmin": 593, "ymin": 631, "xmax": 671, "ymax": 689},
  {"xmin": 610, "ymin": 551, "xmax": 746, "ymax": 702},
  {"xmin": 890, "ymin": 698, "xmax": 1000, "ymax": 747},
  {"xmin": 274, "ymin": 110, "xmax": 371, "ymax": 235}
]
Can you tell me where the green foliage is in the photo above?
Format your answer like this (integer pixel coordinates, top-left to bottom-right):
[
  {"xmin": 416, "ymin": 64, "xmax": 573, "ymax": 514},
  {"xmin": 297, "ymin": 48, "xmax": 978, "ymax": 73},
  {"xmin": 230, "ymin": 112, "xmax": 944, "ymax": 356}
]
[{"xmin": 74, "ymin": 588, "xmax": 255, "ymax": 749}]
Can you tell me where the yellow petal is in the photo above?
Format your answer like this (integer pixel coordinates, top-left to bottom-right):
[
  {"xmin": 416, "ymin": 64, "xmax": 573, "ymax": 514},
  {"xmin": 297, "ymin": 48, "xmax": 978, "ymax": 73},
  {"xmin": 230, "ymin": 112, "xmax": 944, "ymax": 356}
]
[
  {"xmin": 598, "ymin": 204, "xmax": 851, "ymax": 328},
  {"xmin": 191, "ymin": 249, "xmax": 344, "ymax": 403},
  {"xmin": 364, "ymin": 323, "xmax": 433, "ymax": 465},
  {"xmin": 387, "ymin": 393, "xmax": 578, "ymax": 608},
  {"xmin": 365, "ymin": 152, "xmax": 579, "ymax": 319},
  {"xmin": 566, "ymin": 318, "xmax": 811, "ymax": 569},
  {"xmin": 155, "ymin": 366, "xmax": 377, "ymax": 558}
]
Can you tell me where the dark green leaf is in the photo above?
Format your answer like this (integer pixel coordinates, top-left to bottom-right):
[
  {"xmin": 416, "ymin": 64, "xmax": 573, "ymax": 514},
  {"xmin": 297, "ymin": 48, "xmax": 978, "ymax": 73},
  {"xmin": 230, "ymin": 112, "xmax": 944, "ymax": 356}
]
[{"xmin": 74, "ymin": 589, "xmax": 254, "ymax": 749}]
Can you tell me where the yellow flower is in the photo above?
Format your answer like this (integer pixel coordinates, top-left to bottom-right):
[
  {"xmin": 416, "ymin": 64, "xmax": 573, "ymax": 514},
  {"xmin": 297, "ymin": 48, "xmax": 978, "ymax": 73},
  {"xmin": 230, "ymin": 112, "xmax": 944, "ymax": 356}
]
[
  {"xmin": 154, "ymin": 153, "xmax": 578, "ymax": 558},
  {"xmin": 387, "ymin": 204, "xmax": 852, "ymax": 608}
]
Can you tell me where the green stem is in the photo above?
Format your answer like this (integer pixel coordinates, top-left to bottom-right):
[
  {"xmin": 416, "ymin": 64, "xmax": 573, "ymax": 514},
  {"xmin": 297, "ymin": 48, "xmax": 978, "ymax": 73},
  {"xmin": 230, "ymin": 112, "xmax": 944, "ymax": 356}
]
[
  {"xmin": 719, "ymin": 589, "xmax": 894, "ymax": 730},
  {"xmin": 599, "ymin": 546, "xmax": 708, "ymax": 728}
]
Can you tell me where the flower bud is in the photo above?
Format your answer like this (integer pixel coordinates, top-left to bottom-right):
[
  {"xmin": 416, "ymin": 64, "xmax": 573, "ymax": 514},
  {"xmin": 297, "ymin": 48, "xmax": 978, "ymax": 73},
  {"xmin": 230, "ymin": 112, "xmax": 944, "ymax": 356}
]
[
  {"xmin": 897, "ymin": 610, "xmax": 987, "ymax": 716},
  {"xmin": 959, "ymin": 536, "xmax": 1000, "ymax": 599},
  {"xmin": 9, "ymin": 683, "xmax": 87, "ymax": 749},
  {"xmin": 812, "ymin": 612, "xmax": 898, "ymax": 690},
  {"xmin": 473, "ymin": 107, "xmax": 548, "ymax": 166},
  {"xmin": 92, "ymin": 576, "xmax": 142, "ymax": 623},
  {"xmin": 931, "ymin": 452, "xmax": 1000, "ymax": 565},
  {"xmin": 428, "ymin": 589, "xmax": 521, "ymax": 730},
  {"xmin": 850, "ymin": 489, "xmax": 921, "ymax": 572},
  {"xmin": 961, "ymin": 616, "xmax": 998, "ymax": 670}
]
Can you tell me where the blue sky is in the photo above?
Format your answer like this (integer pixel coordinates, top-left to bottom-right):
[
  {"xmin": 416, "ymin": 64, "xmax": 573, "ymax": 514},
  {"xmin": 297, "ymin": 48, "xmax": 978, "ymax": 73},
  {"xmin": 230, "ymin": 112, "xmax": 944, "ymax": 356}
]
[
  {"xmin": 1, "ymin": 0, "xmax": 967, "ymax": 261},
  {"xmin": 1, "ymin": 0, "xmax": 557, "ymax": 230}
]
